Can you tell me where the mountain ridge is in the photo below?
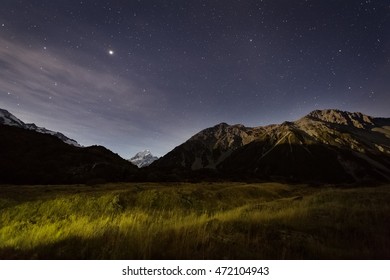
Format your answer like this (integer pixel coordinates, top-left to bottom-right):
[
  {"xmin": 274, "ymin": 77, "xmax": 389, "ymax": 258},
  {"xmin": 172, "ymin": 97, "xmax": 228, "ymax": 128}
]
[
  {"xmin": 1, "ymin": 107, "xmax": 389, "ymax": 184},
  {"xmin": 151, "ymin": 109, "xmax": 390, "ymax": 183},
  {"xmin": 0, "ymin": 108, "xmax": 80, "ymax": 147},
  {"xmin": 0, "ymin": 109, "xmax": 139, "ymax": 184}
]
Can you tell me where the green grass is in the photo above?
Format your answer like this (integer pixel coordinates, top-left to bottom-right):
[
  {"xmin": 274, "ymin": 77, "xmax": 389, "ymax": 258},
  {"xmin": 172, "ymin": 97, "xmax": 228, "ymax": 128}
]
[{"xmin": 0, "ymin": 182, "xmax": 389, "ymax": 259}]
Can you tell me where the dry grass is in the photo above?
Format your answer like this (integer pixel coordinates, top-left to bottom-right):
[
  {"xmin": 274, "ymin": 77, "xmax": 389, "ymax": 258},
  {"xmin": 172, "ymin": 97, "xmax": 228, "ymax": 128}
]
[{"xmin": 0, "ymin": 182, "xmax": 389, "ymax": 259}]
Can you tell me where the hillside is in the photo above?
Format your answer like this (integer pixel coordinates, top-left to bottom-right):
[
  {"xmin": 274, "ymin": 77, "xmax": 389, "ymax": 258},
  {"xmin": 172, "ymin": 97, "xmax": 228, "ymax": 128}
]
[{"xmin": 0, "ymin": 124, "xmax": 138, "ymax": 184}]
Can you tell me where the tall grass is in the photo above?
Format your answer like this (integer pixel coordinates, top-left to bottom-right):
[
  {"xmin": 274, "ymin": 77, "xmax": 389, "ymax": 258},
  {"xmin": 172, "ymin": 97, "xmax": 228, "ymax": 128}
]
[{"xmin": 0, "ymin": 183, "xmax": 389, "ymax": 259}]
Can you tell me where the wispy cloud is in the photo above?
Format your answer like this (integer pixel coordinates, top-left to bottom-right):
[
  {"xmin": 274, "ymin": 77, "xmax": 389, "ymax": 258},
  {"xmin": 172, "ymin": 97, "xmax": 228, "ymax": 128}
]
[
  {"xmin": 0, "ymin": 37, "xmax": 156, "ymax": 113},
  {"xmin": 0, "ymin": 36, "xmax": 180, "ymax": 156}
]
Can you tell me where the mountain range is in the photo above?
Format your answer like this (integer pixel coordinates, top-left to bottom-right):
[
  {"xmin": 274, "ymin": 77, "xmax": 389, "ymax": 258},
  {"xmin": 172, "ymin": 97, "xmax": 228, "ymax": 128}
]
[
  {"xmin": 1, "ymin": 108, "xmax": 390, "ymax": 184},
  {"xmin": 0, "ymin": 109, "xmax": 138, "ymax": 184},
  {"xmin": 151, "ymin": 109, "xmax": 390, "ymax": 183}
]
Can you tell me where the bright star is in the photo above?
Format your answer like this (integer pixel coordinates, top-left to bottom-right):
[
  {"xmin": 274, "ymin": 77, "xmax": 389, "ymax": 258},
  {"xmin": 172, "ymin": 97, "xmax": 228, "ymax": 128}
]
[{"xmin": 108, "ymin": 50, "xmax": 114, "ymax": 55}]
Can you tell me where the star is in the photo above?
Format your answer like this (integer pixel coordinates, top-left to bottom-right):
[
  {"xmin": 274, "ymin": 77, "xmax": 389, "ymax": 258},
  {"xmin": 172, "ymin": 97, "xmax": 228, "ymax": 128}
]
[{"xmin": 108, "ymin": 49, "xmax": 114, "ymax": 55}]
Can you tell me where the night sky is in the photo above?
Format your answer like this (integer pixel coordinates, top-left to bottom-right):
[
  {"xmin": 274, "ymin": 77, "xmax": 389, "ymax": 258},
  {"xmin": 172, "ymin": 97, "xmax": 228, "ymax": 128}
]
[{"xmin": 1, "ymin": 1, "xmax": 389, "ymax": 158}]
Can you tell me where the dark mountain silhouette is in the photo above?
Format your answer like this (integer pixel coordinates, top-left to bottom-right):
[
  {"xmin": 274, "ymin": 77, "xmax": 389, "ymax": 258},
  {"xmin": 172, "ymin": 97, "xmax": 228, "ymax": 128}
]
[
  {"xmin": 0, "ymin": 108, "xmax": 80, "ymax": 146},
  {"xmin": 151, "ymin": 109, "xmax": 390, "ymax": 183},
  {"xmin": 0, "ymin": 124, "xmax": 138, "ymax": 184}
]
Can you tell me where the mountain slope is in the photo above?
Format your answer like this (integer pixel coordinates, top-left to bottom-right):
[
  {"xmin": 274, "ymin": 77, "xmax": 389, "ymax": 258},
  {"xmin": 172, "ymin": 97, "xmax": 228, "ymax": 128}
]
[
  {"xmin": 152, "ymin": 109, "xmax": 390, "ymax": 183},
  {"xmin": 129, "ymin": 150, "xmax": 159, "ymax": 167},
  {"xmin": 154, "ymin": 123, "xmax": 265, "ymax": 170},
  {"xmin": 0, "ymin": 124, "xmax": 138, "ymax": 184},
  {"xmin": 0, "ymin": 108, "xmax": 80, "ymax": 146}
]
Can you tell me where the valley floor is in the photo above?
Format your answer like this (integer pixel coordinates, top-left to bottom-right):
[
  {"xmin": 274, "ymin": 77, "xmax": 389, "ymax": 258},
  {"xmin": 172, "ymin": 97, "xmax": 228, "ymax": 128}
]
[{"xmin": 0, "ymin": 182, "xmax": 389, "ymax": 259}]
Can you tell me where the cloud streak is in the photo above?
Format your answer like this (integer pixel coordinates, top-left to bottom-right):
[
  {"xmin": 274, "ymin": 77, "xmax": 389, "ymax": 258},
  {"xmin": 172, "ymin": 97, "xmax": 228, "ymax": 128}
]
[{"xmin": 0, "ymin": 36, "xmax": 178, "ymax": 156}]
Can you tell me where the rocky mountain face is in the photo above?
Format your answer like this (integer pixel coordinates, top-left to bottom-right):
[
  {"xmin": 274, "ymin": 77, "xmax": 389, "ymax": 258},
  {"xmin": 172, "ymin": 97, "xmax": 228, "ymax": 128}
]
[
  {"xmin": 0, "ymin": 108, "xmax": 80, "ymax": 146},
  {"xmin": 129, "ymin": 150, "xmax": 159, "ymax": 168},
  {"xmin": 152, "ymin": 109, "xmax": 390, "ymax": 183}
]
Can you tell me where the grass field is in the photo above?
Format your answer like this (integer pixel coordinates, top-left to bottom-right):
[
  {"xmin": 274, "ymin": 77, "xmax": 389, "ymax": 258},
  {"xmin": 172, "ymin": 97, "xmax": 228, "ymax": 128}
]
[{"xmin": 0, "ymin": 182, "xmax": 389, "ymax": 259}]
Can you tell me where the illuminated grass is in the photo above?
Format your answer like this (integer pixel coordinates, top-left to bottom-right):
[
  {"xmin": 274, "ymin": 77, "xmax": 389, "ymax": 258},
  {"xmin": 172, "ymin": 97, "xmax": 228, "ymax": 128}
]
[{"xmin": 0, "ymin": 183, "xmax": 389, "ymax": 259}]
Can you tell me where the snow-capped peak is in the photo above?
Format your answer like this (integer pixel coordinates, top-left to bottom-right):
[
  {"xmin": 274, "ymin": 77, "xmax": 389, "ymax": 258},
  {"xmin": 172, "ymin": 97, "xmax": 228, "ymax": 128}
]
[
  {"xmin": 129, "ymin": 149, "xmax": 159, "ymax": 168},
  {"xmin": 0, "ymin": 108, "xmax": 25, "ymax": 127}
]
